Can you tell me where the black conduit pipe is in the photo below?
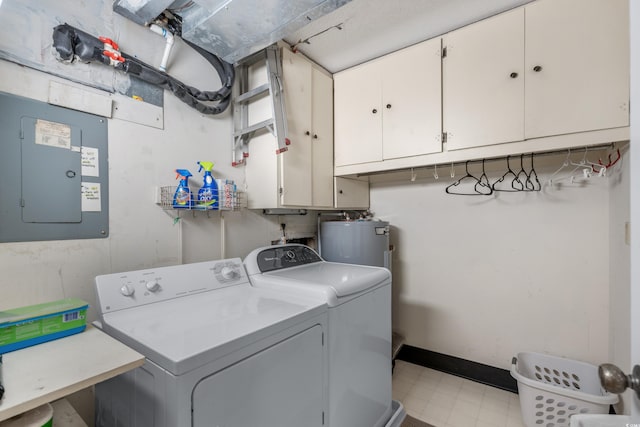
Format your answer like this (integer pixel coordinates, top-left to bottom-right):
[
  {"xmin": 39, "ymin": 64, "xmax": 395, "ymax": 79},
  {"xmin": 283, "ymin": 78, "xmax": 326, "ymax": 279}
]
[{"xmin": 52, "ymin": 23, "xmax": 234, "ymax": 115}]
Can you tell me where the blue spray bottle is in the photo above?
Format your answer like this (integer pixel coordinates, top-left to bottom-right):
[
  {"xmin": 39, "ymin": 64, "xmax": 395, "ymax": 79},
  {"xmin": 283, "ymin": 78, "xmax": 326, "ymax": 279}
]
[
  {"xmin": 173, "ymin": 169, "xmax": 194, "ymax": 208},
  {"xmin": 196, "ymin": 161, "xmax": 218, "ymax": 209}
]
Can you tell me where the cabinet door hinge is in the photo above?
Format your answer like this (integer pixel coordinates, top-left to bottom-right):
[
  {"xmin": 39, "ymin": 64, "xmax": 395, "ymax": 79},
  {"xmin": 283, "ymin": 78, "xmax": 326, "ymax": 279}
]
[
  {"xmin": 442, "ymin": 132, "xmax": 448, "ymax": 143},
  {"xmin": 20, "ymin": 198, "xmax": 25, "ymax": 207},
  {"xmin": 19, "ymin": 129, "xmax": 23, "ymax": 139},
  {"xmin": 322, "ymin": 411, "xmax": 325, "ymax": 425},
  {"xmin": 442, "ymin": 46, "xmax": 447, "ymax": 58},
  {"xmin": 279, "ymin": 187, "xmax": 283, "ymax": 195}
]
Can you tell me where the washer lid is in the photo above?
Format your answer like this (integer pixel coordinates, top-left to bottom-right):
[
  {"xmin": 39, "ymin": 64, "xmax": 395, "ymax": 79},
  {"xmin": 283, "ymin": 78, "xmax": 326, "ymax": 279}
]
[
  {"xmin": 254, "ymin": 261, "xmax": 390, "ymax": 301},
  {"xmin": 100, "ymin": 284, "xmax": 325, "ymax": 376}
]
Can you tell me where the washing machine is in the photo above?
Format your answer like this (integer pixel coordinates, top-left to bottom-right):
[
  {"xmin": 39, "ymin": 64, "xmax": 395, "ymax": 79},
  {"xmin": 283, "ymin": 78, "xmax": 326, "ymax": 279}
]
[
  {"xmin": 244, "ymin": 244, "xmax": 405, "ymax": 427},
  {"xmin": 93, "ymin": 258, "xmax": 328, "ymax": 427}
]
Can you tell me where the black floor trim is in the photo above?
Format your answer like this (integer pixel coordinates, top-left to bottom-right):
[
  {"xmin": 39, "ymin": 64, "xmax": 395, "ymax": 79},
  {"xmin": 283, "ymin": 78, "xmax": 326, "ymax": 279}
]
[{"xmin": 396, "ymin": 345, "xmax": 518, "ymax": 393}]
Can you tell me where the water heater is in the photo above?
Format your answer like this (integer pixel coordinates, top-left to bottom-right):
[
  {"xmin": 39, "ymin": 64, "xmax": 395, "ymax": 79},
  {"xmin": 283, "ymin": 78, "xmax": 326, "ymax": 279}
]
[{"xmin": 319, "ymin": 220, "xmax": 390, "ymax": 269}]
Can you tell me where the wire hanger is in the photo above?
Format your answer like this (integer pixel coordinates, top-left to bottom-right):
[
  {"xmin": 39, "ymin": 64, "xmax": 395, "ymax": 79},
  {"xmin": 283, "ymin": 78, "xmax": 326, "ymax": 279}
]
[
  {"xmin": 547, "ymin": 149, "xmax": 571, "ymax": 188},
  {"xmin": 525, "ymin": 153, "xmax": 541, "ymax": 191},
  {"xmin": 445, "ymin": 161, "xmax": 492, "ymax": 196},
  {"xmin": 598, "ymin": 147, "xmax": 621, "ymax": 172},
  {"xmin": 513, "ymin": 154, "xmax": 531, "ymax": 191},
  {"xmin": 585, "ymin": 152, "xmax": 606, "ymax": 177},
  {"xmin": 565, "ymin": 147, "xmax": 593, "ymax": 183},
  {"xmin": 475, "ymin": 159, "xmax": 493, "ymax": 195},
  {"xmin": 492, "ymin": 155, "xmax": 521, "ymax": 192}
]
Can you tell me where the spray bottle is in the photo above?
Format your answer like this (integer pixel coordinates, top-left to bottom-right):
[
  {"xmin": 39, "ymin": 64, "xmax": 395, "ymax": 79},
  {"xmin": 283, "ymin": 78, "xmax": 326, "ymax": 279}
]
[
  {"xmin": 173, "ymin": 169, "xmax": 194, "ymax": 208},
  {"xmin": 196, "ymin": 161, "xmax": 218, "ymax": 209}
]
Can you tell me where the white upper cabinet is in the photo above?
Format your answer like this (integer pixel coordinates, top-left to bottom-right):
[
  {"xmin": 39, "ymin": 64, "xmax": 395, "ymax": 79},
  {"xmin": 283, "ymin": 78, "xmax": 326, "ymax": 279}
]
[
  {"xmin": 281, "ymin": 47, "xmax": 313, "ymax": 207},
  {"xmin": 310, "ymin": 66, "xmax": 335, "ymax": 208},
  {"xmin": 524, "ymin": 0, "xmax": 629, "ymax": 139},
  {"xmin": 381, "ymin": 38, "xmax": 443, "ymax": 160},
  {"xmin": 280, "ymin": 48, "xmax": 334, "ymax": 208},
  {"xmin": 334, "ymin": 37, "xmax": 442, "ymax": 167},
  {"xmin": 334, "ymin": 58, "xmax": 383, "ymax": 166},
  {"xmin": 443, "ymin": 0, "xmax": 629, "ymax": 151},
  {"xmin": 443, "ymin": 9, "xmax": 525, "ymax": 150},
  {"xmin": 245, "ymin": 47, "xmax": 334, "ymax": 209}
]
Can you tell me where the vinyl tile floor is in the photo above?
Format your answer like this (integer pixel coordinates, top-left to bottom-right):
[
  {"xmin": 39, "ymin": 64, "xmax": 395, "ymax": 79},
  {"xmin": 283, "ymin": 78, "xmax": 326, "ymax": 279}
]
[{"xmin": 393, "ymin": 360, "xmax": 527, "ymax": 427}]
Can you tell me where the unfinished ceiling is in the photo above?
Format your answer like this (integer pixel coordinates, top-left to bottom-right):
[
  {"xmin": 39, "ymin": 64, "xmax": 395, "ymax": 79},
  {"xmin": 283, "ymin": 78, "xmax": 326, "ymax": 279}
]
[{"xmin": 283, "ymin": 0, "xmax": 533, "ymax": 73}]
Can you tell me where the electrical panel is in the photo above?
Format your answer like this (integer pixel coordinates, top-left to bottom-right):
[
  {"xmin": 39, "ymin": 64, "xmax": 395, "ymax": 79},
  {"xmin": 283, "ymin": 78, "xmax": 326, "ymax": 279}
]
[{"xmin": 0, "ymin": 92, "xmax": 109, "ymax": 242}]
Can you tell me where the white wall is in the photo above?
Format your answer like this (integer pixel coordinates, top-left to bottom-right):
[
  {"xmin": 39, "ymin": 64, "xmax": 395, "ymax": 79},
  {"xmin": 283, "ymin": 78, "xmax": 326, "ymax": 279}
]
[
  {"xmin": 370, "ymin": 154, "xmax": 621, "ymax": 370},
  {"xmin": 0, "ymin": 5, "xmax": 319, "ymax": 424}
]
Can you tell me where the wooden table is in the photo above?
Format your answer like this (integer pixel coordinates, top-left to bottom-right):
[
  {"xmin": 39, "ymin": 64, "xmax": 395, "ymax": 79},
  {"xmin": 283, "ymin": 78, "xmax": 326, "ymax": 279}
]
[{"xmin": 0, "ymin": 325, "xmax": 144, "ymax": 421}]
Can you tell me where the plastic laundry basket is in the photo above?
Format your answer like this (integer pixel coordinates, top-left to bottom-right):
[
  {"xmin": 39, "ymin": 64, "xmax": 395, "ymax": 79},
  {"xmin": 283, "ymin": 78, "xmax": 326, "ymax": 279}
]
[{"xmin": 510, "ymin": 352, "xmax": 618, "ymax": 427}]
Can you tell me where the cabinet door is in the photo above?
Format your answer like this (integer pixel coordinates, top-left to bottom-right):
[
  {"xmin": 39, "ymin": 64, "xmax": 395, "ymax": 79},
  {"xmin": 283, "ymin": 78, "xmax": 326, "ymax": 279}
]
[
  {"xmin": 443, "ymin": 8, "xmax": 524, "ymax": 150},
  {"xmin": 524, "ymin": 0, "xmax": 629, "ymax": 138},
  {"xmin": 334, "ymin": 61, "xmax": 383, "ymax": 167},
  {"xmin": 381, "ymin": 38, "xmax": 442, "ymax": 159},
  {"xmin": 311, "ymin": 67, "xmax": 334, "ymax": 208},
  {"xmin": 334, "ymin": 177, "xmax": 369, "ymax": 209},
  {"xmin": 281, "ymin": 48, "xmax": 313, "ymax": 206}
]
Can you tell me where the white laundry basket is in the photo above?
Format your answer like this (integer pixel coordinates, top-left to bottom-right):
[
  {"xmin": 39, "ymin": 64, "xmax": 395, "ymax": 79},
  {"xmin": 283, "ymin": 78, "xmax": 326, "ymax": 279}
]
[{"xmin": 510, "ymin": 352, "xmax": 618, "ymax": 427}]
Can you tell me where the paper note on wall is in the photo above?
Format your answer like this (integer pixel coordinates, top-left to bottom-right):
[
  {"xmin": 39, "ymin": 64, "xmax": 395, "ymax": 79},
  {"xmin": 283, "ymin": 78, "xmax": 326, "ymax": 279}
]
[
  {"xmin": 81, "ymin": 182, "xmax": 101, "ymax": 212},
  {"xmin": 81, "ymin": 146, "xmax": 99, "ymax": 177}
]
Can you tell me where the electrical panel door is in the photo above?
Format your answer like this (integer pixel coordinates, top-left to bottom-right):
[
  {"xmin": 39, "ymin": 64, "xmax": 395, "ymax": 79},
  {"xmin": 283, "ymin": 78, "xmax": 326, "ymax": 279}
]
[
  {"xmin": 20, "ymin": 117, "xmax": 82, "ymax": 223},
  {"xmin": 0, "ymin": 91, "xmax": 109, "ymax": 242}
]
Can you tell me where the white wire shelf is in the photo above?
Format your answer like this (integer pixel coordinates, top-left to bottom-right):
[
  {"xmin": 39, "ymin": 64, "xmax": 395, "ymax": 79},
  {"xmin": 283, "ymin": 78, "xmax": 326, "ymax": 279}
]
[{"xmin": 159, "ymin": 186, "xmax": 246, "ymax": 212}]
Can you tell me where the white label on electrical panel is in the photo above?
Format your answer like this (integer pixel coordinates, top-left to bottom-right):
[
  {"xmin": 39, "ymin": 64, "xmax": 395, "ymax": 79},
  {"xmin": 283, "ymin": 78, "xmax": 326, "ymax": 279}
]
[
  {"xmin": 81, "ymin": 146, "xmax": 99, "ymax": 177},
  {"xmin": 35, "ymin": 119, "xmax": 71, "ymax": 149},
  {"xmin": 81, "ymin": 182, "xmax": 101, "ymax": 212}
]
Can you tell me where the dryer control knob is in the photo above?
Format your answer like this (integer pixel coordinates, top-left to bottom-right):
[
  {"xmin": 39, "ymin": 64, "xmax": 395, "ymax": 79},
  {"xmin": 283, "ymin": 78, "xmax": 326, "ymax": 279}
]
[
  {"xmin": 221, "ymin": 266, "xmax": 238, "ymax": 280},
  {"xmin": 146, "ymin": 281, "xmax": 160, "ymax": 292},
  {"xmin": 120, "ymin": 284, "xmax": 135, "ymax": 297}
]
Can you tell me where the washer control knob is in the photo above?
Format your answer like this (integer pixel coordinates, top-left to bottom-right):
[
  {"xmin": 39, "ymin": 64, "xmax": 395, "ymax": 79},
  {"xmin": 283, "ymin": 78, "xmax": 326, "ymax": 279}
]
[
  {"xmin": 146, "ymin": 281, "xmax": 160, "ymax": 292},
  {"xmin": 120, "ymin": 284, "xmax": 135, "ymax": 297},
  {"xmin": 220, "ymin": 266, "xmax": 238, "ymax": 280}
]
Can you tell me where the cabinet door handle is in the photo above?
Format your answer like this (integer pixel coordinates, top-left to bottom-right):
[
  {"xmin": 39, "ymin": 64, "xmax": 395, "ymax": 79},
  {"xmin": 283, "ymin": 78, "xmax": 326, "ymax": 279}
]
[
  {"xmin": 313, "ymin": 134, "xmax": 318, "ymax": 139},
  {"xmin": 533, "ymin": 65, "xmax": 543, "ymax": 72},
  {"xmin": 386, "ymin": 104, "xmax": 392, "ymax": 109},
  {"xmin": 305, "ymin": 131, "xmax": 310, "ymax": 136},
  {"xmin": 372, "ymin": 108, "xmax": 377, "ymax": 114},
  {"xmin": 509, "ymin": 72, "xmax": 518, "ymax": 78}
]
